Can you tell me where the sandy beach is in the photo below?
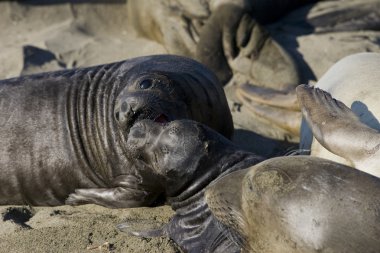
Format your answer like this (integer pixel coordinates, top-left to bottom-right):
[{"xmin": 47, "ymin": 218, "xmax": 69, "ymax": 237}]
[{"xmin": 1, "ymin": 1, "xmax": 380, "ymax": 252}]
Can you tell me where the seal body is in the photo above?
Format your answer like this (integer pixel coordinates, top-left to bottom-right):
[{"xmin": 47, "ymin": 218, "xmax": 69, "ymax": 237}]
[
  {"xmin": 119, "ymin": 119, "xmax": 263, "ymax": 253},
  {"xmin": 299, "ymin": 52, "xmax": 380, "ymax": 176},
  {"xmin": 0, "ymin": 55, "xmax": 233, "ymax": 207},
  {"xmin": 206, "ymin": 156, "xmax": 380, "ymax": 253}
]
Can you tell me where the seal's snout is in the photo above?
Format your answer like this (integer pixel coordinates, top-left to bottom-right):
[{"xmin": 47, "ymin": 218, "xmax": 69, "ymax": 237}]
[
  {"xmin": 114, "ymin": 98, "xmax": 137, "ymax": 127},
  {"xmin": 126, "ymin": 120, "xmax": 165, "ymax": 155}
]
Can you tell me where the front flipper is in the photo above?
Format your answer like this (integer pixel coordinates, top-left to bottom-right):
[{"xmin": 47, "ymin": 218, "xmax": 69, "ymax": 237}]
[
  {"xmin": 236, "ymin": 87, "xmax": 302, "ymax": 138},
  {"xmin": 65, "ymin": 186, "xmax": 160, "ymax": 208},
  {"xmin": 118, "ymin": 214, "xmax": 240, "ymax": 253},
  {"xmin": 66, "ymin": 173, "xmax": 164, "ymax": 208},
  {"xmin": 237, "ymin": 83, "xmax": 300, "ymax": 110},
  {"xmin": 296, "ymin": 84, "xmax": 380, "ymax": 168}
]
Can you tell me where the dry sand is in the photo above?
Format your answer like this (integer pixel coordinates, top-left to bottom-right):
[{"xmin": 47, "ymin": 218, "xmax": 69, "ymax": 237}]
[
  {"xmin": 0, "ymin": 0, "xmax": 379, "ymax": 252},
  {"xmin": 0, "ymin": 2, "xmax": 179, "ymax": 253},
  {"xmin": 0, "ymin": 205, "xmax": 179, "ymax": 253}
]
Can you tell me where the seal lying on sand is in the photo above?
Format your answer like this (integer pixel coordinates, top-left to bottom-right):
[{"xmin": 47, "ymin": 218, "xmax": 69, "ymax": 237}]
[
  {"xmin": 297, "ymin": 84, "xmax": 380, "ymax": 178},
  {"xmin": 127, "ymin": 0, "xmax": 312, "ymax": 86},
  {"xmin": 206, "ymin": 156, "xmax": 380, "ymax": 253},
  {"xmin": 296, "ymin": 52, "xmax": 380, "ymax": 176},
  {"xmin": 118, "ymin": 119, "xmax": 262, "ymax": 253},
  {"xmin": 0, "ymin": 54, "xmax": 233, "ymax": 208},
  {"xmin": 234, "ymin": 1, "xmax": 380, "ymax": 141}
]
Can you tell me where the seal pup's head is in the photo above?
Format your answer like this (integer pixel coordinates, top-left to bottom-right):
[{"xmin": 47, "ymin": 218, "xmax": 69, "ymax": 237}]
[
  {"xmin": 124, "ymin": 119, "xmax": 262, "ymax": 252},
  {"xmin": 114, "ymin": 55, "xmax": 233, "ymax": 139},
  {"xmin": 126, "ymin": 119, "xmax": 240, "ymax": 197}
]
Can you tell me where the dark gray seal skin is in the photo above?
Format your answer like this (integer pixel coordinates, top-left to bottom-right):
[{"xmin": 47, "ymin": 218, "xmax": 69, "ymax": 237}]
[
  {"xmin": 118, "ymin": 119, "xmax": 263, "ymax": 253},
  {"xmin": 0, "ymin": 54, "xmax": 233, "ymax": 208},
  {"xmin": 206, "ymin": 156, "xmax": 380, "ymax": 253}
]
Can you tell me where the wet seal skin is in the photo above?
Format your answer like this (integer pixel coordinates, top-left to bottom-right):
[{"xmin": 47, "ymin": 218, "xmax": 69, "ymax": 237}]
[
  {"xmin": 206, "ymin": 156, "xmax": 380, "ymax": 253},
  {"xmin": 118, "ymin": 119, "xmax": 263, "ymax": 253},
  {"xmin": 0, "ymin": 54, "xmax": 233, "ymax": 208}
]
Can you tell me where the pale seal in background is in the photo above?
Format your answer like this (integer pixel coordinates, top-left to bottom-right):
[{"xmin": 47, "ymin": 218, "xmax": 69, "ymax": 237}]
[{"xmin": 298, "ymin": 52, "xmax": 380, "ymax": 177}]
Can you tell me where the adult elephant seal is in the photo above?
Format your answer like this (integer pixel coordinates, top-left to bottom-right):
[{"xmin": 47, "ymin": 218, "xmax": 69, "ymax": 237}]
[
  {"xmin": 297, "ymin": 52, "xmax": 380, "ymax": 177},
  {"xmin": 127, "ymin": 0, "xmax": 313, "ymax": 85},
  {"xmin": 206, "ymin": 156, "xmax": 380, "ymax": 253},
  {"xmin": 118, "ymin": 119, "xmax": 263, "ymax": 253},
  {"xmin": 0, "ymin": 54, "xmax": 233, "ymax": 208}
]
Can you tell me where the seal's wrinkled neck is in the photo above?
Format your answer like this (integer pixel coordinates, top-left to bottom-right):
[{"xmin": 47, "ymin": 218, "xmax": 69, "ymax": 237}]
[
  {"xmin": 67, "ymin": 61, "xmax": 130, "ymax": 184},
  {"xmin": 167, "ymin": 145, "xmax": 262, "ymax": 201},
  {"xmin": 164, "ymin": 148, "xmax": 261, "ymax": 252}
]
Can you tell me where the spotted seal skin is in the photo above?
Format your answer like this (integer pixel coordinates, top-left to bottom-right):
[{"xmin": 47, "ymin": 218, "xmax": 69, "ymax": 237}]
[
  {"xmin": 206, "ymin": 156, "xmax": 380, "ymax": 253},
  {"xmin": 0, "ymin": 55, "xmax": 233, "ymax": 208},
  {"xmin": 118, "ymin": 119, "xmax": 262, "ymax": 253}
]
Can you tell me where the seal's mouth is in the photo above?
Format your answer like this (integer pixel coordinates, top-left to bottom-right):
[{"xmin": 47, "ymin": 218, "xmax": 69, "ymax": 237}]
[
  {"xmin": 126, "ymin": 112, "xmax": 170, "ymax": 134},
  {"xmin": 154, "ymin": 114, "xmax": 169, "ymax": 124}
]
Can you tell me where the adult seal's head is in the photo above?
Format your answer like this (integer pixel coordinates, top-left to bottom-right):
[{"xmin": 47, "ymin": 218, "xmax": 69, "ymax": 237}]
[
  {"xmin": 206, "ymin": 156, "xmax": 380, "ymax": 252},
  {"xmin": 114, "ymin": 55, "xmax": 233, "ymax": 139}
]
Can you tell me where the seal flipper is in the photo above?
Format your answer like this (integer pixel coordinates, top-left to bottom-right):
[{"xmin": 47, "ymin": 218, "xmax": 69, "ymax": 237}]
[
  {"xmin": 237, "ymin": 83, "xmax": 300, "ymax": 110},
  {"xmin": 296, "ymin": 84, "xmax": 380, "ymax": 169},
  {"xmin": 65, "ymin": 187, "xmax": 156, "ymax": 208},
  {"xmin": 236, "ymin": 88, "xmax": 301, "ymax": 138},
  {"xmin": 66, "ymin": 173, "xmax": 164, "ymax": 208}
]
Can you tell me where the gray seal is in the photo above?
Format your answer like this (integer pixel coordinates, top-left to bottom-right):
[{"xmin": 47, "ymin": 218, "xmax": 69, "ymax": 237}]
[
  {"xmin": 206, "ymin": 155, "xmax": 380, "ymax": 253},
  {"xmin": 0, "ymin": 54, "xmax": 233, "ymax": 208},
  {"xmin": 118, "ymin": 119, "xmax": 262, "ymax": 253}
]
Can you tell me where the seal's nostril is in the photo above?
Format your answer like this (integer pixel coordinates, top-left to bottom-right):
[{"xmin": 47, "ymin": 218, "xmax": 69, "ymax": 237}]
[
  {"xmin": 121, "ymin": 102, "xmax": 128, "ymax": 112},
  {"xmin": 115, "ymin": 111, "xmax": 120, "ymax": 121}
]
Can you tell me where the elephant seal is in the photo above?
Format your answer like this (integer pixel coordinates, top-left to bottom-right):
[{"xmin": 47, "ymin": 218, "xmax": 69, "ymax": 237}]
[
  {"xmin": 127, "ymin": 0, "xmax": 312, "ymax": 86},
  {"xmin": 234, "ymin": 1, "xmax": 380, "ymax": 141},
  {"xmin": 205, "ymin": 156, "xmax": 380, "ymax": 253},
  {"xmin": 297, "ymin": 52, "xmax": 380, "ymax": 177},
  {"xmin": 0, "ymin": 54, "xmax": 233, "ymax": 208},
  {"xmin": 297, "ymin": 84, "xmax": 380, "ymax": 177},
  {"xmin": 118, "ymin": 119, "xmax": 262, "ymax": 253}
]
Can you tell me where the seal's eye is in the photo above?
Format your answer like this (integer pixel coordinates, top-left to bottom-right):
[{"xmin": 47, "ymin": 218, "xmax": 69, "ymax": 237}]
[{"xmin": 139, "ymin": 79, "xmax": 153, "ymax": 89}]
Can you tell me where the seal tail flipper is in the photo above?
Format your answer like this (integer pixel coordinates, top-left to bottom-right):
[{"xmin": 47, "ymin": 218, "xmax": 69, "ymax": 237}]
[
  {"xmin": 117, "ymin": 219, "xmax": 167, "ymax": 238},
  {"xmin": 296, "ymin": 84, "xmax": 380, "ymax": 166},
  {"xmin": 236, "ymin": 87, "xmax": 302, "ymax": 138},
  {"xmin": 237, "ymin": 83, "xmax": 300, "ymax": 110}
]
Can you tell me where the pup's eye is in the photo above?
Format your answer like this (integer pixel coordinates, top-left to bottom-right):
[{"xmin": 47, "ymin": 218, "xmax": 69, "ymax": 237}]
[
  {"xmin": 161, "ymin": 146, "xmax": 169, "ymax": 154},
  {"xmin": 139, "ymin": 79, "xmax": 153, "ymax": 89}
]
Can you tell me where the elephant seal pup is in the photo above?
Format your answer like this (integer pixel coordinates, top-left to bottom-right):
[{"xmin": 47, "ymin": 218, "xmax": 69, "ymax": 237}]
[
  {"xmin": 206, "ymin": 156, "xmax": 380, "ymax": 253},
  {"xmin": 118, "ymin": 119, "xmax": 263, "ymax": 253},
  {"xmin": 297, "ymin": 52, "xmax": 380, "ymax": 172},
  {"xmin": 0, "ymin": 54, "xmax": 233, "ymax": 208}
]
